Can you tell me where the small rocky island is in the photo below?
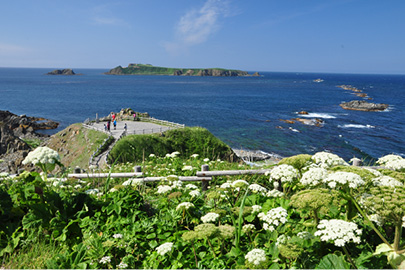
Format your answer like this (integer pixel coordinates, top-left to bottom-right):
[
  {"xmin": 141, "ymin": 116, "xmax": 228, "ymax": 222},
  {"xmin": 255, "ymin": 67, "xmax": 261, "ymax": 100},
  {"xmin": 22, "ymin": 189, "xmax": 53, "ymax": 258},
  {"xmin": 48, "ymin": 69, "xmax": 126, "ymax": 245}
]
[
  {"xmin": 46, "ymin": 69, "xmax": 78, "ymax": 75},
  {"xmin": 340, "ymin": 100, "xmax": 389, "ymax": 111},
  {"xmin": 105, "ymin": 63, "xmax": 259, "ymax": 77}
]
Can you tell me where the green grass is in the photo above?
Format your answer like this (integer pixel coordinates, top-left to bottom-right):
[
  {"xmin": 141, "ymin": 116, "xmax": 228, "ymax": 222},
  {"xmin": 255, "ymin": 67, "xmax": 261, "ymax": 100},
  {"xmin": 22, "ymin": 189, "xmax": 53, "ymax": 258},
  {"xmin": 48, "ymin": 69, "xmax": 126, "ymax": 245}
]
[{"xmin": 108, "ymin": 127, "xmax": 239, "ymax": 164}]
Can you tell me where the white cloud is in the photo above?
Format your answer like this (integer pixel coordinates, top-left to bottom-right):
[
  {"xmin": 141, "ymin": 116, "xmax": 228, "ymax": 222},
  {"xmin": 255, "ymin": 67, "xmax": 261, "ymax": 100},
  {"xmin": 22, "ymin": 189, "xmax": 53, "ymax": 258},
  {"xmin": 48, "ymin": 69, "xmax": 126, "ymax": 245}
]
[{"xmin": 164, "ymin": 0, "xmax": 231, "ymax": 54}]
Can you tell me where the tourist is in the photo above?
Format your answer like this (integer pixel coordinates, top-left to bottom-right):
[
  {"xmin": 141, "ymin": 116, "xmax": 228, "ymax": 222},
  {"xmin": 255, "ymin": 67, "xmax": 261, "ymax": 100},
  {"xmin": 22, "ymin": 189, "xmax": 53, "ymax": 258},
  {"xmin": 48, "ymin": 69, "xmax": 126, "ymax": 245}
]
[
  {"xmin": 133, "ymin": 113, "xmax": 136, "ymax": 121},
  {"xmin": 113, "ymin": 119, "xmax": 117, "ymax": 130},
  {"xmin": 104, "ymin": 124, "xmax": 106, "ymax": 131},
  {"xmin": 107, "ymin": 121, "xmax": 110, "ymax": 131},
  {"xmin": 124, "ymin": 123, "xmax": 127, "ymax": 131}
]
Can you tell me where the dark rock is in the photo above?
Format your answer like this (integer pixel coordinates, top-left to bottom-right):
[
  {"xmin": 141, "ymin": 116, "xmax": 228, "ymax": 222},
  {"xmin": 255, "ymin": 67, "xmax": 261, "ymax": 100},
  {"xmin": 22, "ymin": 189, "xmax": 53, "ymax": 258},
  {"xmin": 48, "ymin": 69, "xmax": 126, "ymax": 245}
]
[
  {"xmin": 47, "ymin": 69, "xmax": 77, "ymax": 75},
  {"xmin": 298, "ymin": 111, "xmax": 309, "ymax": 115},
  {"xmin": 252, "ymin": 72, "xmax": 260, "ymax": 76},
  {"xmin": 340, "ymin": 100, "xmax": 389, "ymax": 111},
  {"xmin": 173, "ymin": 70, "xmax": 183, "ymax": 76}
]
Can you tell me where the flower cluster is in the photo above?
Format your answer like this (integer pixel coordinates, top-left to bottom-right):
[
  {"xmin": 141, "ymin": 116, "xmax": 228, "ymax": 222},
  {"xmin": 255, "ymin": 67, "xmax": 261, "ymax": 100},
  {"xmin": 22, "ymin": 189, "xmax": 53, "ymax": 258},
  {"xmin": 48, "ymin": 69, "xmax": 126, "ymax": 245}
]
[
  {"xmin": 201, "ymin": 212, "xmax": 220, "ymax": 223},
  {"xmin": 297, "ymin": 231, "xmax": 314, "ymax": 240},
  {"xmin": 314, "ymin": 219, "xmax": 362, "ymax": 247},
  {"xmin": 165, "ymin": 151, "xmax": 180, "ymax": 158},
  {"xmin": 232, "ymin": 179, "xmax": 249, "ymax": 188},
  {"xmin": 189, "ymin": 189, "xmax": 201, "ymax": 198},
  {"xmin": 117, "ymin": 261, "xmax": 128, "ymax": 269},
  {"xmin": 182, "ymin": 165, "xmax": 193, "ymax": 171},
  {"xmin": 251, "ymin": 205, "xmax": 262, "ymax": 214},
  {"xmin": 311, "ymin": 151, "xmax": 348, "ymax": 168},
  {"xmin": 122, "ymin": 178, "xmax": 144, "ymax": 186},
  {"xmin": 22, "ymin": 146, "xmax": 60, "ymax": 166},
  {"xmin": 373, "ymin": 176, "xmax": 403, "ymax": 187},
  {"xmin": 99, "ymin": 256, "xmax": 111, "ymax": 264},
  {"xmin": 377, "ymin": 154, "xmax": 403, "ymax": 165},
  {"xmin": 113, "ymin": 233, "xmax": 123, "ymax": 239},
  {"xmin": 176, "ymin": 202, "xmax": 194, "ymax": 211},
  {"xmin": 242, "ymin": 224, "xmax": 255, "ymax": 233},
  {"xmin": 245, "ymin": 249, "xmax": 267, "ymax": 267},
  {"xmin": 258, "ymin": 207, "xmax": 288, "ymax": 232},
  {"xmin": 323, "ymin": 171, "xmax": 365, "ymax": 189},
  {"xmin": 157, "ymin": 185, "xmax": 172, "ymax": 194},
  {"xmin": 266, "ymin": 189, "xmax": 284, "ymax": 198},
  {"xmin": 385, "ymin": 159, "xmax": 405, "ymax": 171},
  {"xmin": 156, "ymin": 242, "xmax": 173, "ymax": 256},
  {"xmin": 248, "ymin": 184, "xmax": 267, "ymax": 195},
  {"xmin": 268, "ymin": 164, "xmax": 298, "ymax": 183},
  {"xmin": 300, "ymin": 167, "xmax": 328, "ymax": 186}
]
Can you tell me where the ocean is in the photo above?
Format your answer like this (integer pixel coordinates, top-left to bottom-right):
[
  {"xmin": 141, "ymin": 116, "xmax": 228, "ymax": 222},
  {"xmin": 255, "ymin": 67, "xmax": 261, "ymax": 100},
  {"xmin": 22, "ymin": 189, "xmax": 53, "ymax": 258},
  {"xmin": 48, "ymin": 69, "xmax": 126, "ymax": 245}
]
[{"xmin": 1, "ymin": 67, "xmax": 404, "ymax": 161}]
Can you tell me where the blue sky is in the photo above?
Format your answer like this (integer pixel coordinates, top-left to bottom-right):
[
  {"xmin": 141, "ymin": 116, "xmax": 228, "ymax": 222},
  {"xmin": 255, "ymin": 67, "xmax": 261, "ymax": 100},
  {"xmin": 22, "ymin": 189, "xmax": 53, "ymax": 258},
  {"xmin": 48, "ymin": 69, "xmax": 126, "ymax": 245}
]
[{"xmin": 0, "ymin": 0, "xmax": 404, "ymax": 74}]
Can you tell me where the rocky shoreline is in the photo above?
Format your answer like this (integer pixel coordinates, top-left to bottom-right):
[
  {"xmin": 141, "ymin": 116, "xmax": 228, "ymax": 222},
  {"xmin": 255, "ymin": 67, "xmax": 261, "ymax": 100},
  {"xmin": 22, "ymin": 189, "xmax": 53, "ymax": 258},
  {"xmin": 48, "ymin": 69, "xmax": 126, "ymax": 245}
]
[{"xmin": 0, "ymin": 110, "xmax": 59, "ymax": 173}]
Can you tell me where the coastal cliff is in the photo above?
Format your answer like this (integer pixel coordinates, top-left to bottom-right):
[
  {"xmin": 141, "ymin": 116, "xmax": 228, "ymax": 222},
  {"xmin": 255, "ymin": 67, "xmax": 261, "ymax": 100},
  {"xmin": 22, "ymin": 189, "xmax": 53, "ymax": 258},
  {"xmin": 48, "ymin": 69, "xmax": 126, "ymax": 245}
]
[
  {"xmin": 105, "ymin": 63, "xmax": 258, "ymax": 77},
  {"xmin": 46, "ymin": 69, "xmax": 78, "ymax": 75}
]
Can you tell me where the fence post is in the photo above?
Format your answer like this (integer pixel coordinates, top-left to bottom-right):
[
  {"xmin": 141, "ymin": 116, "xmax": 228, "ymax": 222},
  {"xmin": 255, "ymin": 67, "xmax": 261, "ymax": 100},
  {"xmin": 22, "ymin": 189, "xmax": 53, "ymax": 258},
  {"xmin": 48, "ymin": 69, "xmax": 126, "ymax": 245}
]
[
  {"xmin": 201, "ymin": 164, "xmax": 209, "ymax": 191},
  {"xmin": 352, "ymin": 158, "xmax": 363, "ymax": 167},
  {"xmin": 134, "ymin": 166, "xmax": 142, "ymax": 173}
]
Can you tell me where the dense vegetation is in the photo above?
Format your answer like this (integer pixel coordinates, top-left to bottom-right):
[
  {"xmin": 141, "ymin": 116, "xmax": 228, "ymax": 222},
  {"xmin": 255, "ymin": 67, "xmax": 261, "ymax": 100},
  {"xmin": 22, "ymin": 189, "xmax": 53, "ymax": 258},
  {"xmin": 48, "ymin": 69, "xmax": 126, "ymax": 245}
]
[
  {"xmin": 1, "ymin": 145, "xmax": 405, "ymax": 268},
  {"xmin": 108, "ymin": 127, "xmax": 238, "ymax": 164}
]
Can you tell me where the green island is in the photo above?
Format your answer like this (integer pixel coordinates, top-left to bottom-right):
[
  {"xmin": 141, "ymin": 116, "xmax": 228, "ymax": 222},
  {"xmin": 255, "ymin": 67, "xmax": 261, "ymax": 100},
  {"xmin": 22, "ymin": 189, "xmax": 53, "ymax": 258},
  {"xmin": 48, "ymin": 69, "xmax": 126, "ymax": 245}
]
[
  {"xmin": 1, "ymin": 113, "xmax": 405, "ymax": 269},
  {"xmin": 105, "ymin": 63, "xmax": 259, "ymax": 77}
]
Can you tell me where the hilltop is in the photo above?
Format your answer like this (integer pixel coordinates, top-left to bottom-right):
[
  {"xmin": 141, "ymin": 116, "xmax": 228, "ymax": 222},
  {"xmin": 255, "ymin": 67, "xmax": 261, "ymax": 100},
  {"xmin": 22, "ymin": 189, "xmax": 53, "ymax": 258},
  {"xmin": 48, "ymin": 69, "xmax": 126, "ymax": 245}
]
[{"xmin": 105, "ymin": 63, "xmax": 259, "ymax": 77}]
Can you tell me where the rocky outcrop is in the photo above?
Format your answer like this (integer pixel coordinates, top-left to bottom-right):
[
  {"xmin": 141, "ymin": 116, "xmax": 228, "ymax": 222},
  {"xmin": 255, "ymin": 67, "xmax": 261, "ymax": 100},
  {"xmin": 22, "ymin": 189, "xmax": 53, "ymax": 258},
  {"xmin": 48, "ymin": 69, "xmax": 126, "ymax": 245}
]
[
  {"xmin": 195, "ymin": 69, "xmax": 248, "ymax": 77},
  {"xmin": 340, "ymin": 100, "xmax": 389, "ymax": 111},
  {"xmin": 106, "ymin": 66, "xmax": 124, "ymax": 75},
  {"xmin": 47, "ymin": 69, "xmax": 77, "ymax": 75}
]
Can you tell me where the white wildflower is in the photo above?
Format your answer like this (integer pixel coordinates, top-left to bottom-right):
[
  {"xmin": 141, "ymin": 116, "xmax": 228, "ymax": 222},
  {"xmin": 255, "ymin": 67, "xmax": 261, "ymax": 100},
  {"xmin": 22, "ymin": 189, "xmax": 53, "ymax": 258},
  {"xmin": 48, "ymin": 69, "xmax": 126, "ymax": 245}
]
[
  {"xmin": 314, "ymin": 219, "xmax": 362, "ymax": 247},
  {"xmin": 170, "ymin": 180, "xmax": 183, "ymax": 189},
  {"xmin": 157, "ymin": 185, "xmax": 172, "ymax": 194},
  {"xmin": 109, "ymin": 187, "xmax": 118, "ymax": 193},
  {"xmin": 113, "ymin": 233, "xmax": 123, "ymax": 239},
  {"xmin": 176, "ymin": 202, "xmax": 194, "ymax": 211},
  {"xmin": 149, "ymin": 154, "xmax": 156, "ymax": 158},
  {"xmin": 402, "ymin": 216, "xmax": 405, "ymax": 228},
  {"xmin": 156, "ymin": 242, "xmax": 173, "ymax": 256},
  {"xmin": 300, "ymin": 167, "xmax": 328, "ymax": 186},
  {"xmin": 22, "ymin": 146, "xmax": 60, "ymax": 166},
  {"xmin": 297, "ymin": 231, "xmax": 314, "ymax": 240},
  {"xmin": 251, "ymin": 205, "xmax": 262, "ymax": 214},
  {"xmin": 201, "ymin": 212, "xmax": 220, "ymax": 223},
  {"xmin": 268, "ymin": 164, "xmax": 298, "ymax": 183},
  {"xmin": 245, "ymin": 248, "xmax": 267, "ymax": 266},
  {"xmin": 191, "ymin": 154, "xmax": 199, "ymax": 158},
  {"xmin": 276, "ymin": 234, "xmax": 290, "ymax": 246},
  {"xmin": 377, "ymin": 154, "xmax": 403, "ymax": 165},
  {"xmin": 258, "ymin": 207, "xmax": 288, "ymax": 232},
  {"xmin": 242, "ymin": 224, "xmax": 256, "ymax": 233},
  {"xmin": 85, "ymin": 188, "xmax": 100, "ymax": 195},
  {"xmin": 185, "ymin": 184, "xmax": 198, "ymax": 190},
  {"xmin": 232, "ymin": 179, "xmax": 249, "ymax": 188},
  {"xmin": 0, "ymin": 172, "xmax": 9, "ymax": 178},
  {"xmin": 373, "ymin": 176, "xmax": 403, "ymax": 187},
  {"xmin": 74, "ymin": 184, "xmax": 82, "ymax": 189},
  {"xmin": 99, "ymin": 256, "xmax": 111, "ymax": 264},
  {"xmin": 189, "ymin": 189, "xmax": 201, "ymax": 198},
  {"xmin": 385, "ymin": 159, "xmax": 405, "ymax": 171},
  {"xmin": 369, "ymin": 214, "xmax": 384, "ymax": 226},
  {"xmin": 312, "ymin": 151, "xmax": 348, "ymax": 168},
  {"xmin": 364, "ymin": 167, "xmax": 383, "ymax": 177},
  {"xmin": 117, "ymin": 261, "xmax": 128, "ymax": 269},
  {"xmin": 248, "ymin": 184, "xmax": 267, "ymax": 195},
  {"xmin": 182, "ymin": 165, "xmax": 193, "ymax": 171},
  {"xmin": 323, "ymin": 171, "xmax": 365, "ymax": 189},
  {"xmin": 220, "ymin": 181, "xmax": 232, "ymax": 189},
  {"xmin": 266, "ymin": 189, "xmax": 284, "ymax": 198},
  {"xmin": 203, "ymin": 158, "xmax": 210, "ymax": 162}
]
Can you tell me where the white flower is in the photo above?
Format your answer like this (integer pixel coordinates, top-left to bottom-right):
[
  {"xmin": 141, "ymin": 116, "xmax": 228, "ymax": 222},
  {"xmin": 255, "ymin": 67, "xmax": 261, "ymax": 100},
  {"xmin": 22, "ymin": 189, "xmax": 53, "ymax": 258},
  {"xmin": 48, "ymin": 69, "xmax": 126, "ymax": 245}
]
[
  {"xmin": 377, "ymin": 154, "xmax": 403, "ymax": 165},
  {"xmin": 232, "ymin": 179, "xmax": 249, "ymax": 188},
  {"xmin": 266, "ymin": 189, "xmax": 284, "ymax": 198},
  {"xmin": 191, "ymin": 154, "xmax": 199, "ymax": 158},
  {"xmin": 242, "ymin": 224, "xmax": 256, "ymax": 233},
  {"xmin": 149, "ymin": 154, "xmax": 156, "ymax": 158},
  {"xmin": 182, "ymin": 165, "xmax": 193, "ymax": 171},
  {"xmin": 123, "ymin": 178, "xmax": 144, "ymax": 186},
  {"xmin": 385, "ymin": 159, "xmax": 405, "ymax": 171},
  {"xmin": 248, "ymin": 184, "xmax": 267, "ymax": 195},
  {"xmin": 402, "ymin": 216, "xmax": 405, "ymax": 228},
  {"xmin": 201, "ymin": 212, "xmax": 220, "ymax": 223},
  {"xmin": 85, "ymin": 188, "xmax": 100, "ymax": 195},
  {"xmin": 276, "ymin": 234, "xmax": 290, "ymax": 246},
  {"xmin": 297, "ymin": 231, "xmax": 314, "ymax": 240},
  {"xmin": 373, "ymin": 176, "xmax": 403, "ymax": 187},
  {"xmin": 99, "ymin": 256, "xmax": 111, "ymax": 264},
  {"xmin": 364, "ymin": 168, "xmax": 383, "ymax": 177},
  {"xmin": 258, "ymin": 207, "xmax": 288, "ymax": 232},
  {"xmin": 185, "ymin": 184, "xmax": 198, "ymax": 190},
  {"xmin": 314, "ymin": 219, "xmax": 362, "ymax": 247},
  {"xmin": 203, "ymin": 158, "xmax": 210, "ymax": 162},
  {"xmin": 109, "ymin": 188, "xmax": 118, "ymax": 193},
  {"xmin": 74, "ymin": 184, "xmax": 82, "ymax": 189},
  {"xmin": 117, "ymin": 261, "xmax": 128, "ymax": 269},
  {"xmin": 220, "ymin": 181, "xmax": 232, "ymax": 189},
  {"xmin": 176, "ymin": 202, "xmax": 194, "ymax": 211},
  {"xmin": 300, "ymin": 167, "xmax": 328, "ymax": 186},
  {"xmin": 22, "ymin": 146, "xmax": 60, "ymax": 166},
  {"xmin": 170, "ymin": 180, "xmax": 183, "ymax": 189},
  {"xmin": 245, "ymin": 249, "xmax": 267, "ymax": 266},
  {"xmin": 268, "ymin": 164, "xmax": 298, "ymax": 183},
  {"xmin": 369, "ymin": 214, "xmax": 384, "ymax": 226},
  {"xmin": 312, "ymin": 151, "xmax": 348, "ymax": 168},
  {"xmin": 251, "ymin": 205, "xmax": 262, "ymax": 214},
  {"xmin": 113, "ymin": 233, "xmax": 123, "ymax": 239},
  {"xmin": 189, "ymin": 189, "xmax": 201, "ymax": 198},
  {"xmin": 0, "ymin": 172, "xmax": 9, "ymax": 178},
  {"xmin": 323, "ymin": 171, "xmax": 365, "ymax": 189},
  {"xmin": 156, "ymin": 242, "xmax": 173, "ymax": 256},
  {"xmin": 157, "ymin": 185, "xmax": 172, "ymax": 194}
]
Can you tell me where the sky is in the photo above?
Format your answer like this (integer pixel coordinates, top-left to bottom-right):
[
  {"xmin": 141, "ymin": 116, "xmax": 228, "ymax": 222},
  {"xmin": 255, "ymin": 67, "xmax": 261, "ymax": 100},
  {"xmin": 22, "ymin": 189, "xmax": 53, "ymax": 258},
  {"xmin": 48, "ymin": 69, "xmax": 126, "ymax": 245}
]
[{"xmin": 0, "ymin": 0, "xmax": 404, "ymax": 74}]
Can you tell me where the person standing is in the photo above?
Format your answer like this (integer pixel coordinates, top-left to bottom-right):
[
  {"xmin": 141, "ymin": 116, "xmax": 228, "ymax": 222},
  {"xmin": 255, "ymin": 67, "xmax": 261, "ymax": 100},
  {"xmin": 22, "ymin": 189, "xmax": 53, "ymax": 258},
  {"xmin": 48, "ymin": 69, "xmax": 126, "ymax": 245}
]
[
  {"xmin": 113, "ymin": 119, "xmax": 117, "ymax": 130},
  {"xmin": 107, "ymin": 121, "xmax": 110, "ymax": 131},
  {"xmin": 124, "ymin": 123, "xmax": 127, "ymax": 132}
]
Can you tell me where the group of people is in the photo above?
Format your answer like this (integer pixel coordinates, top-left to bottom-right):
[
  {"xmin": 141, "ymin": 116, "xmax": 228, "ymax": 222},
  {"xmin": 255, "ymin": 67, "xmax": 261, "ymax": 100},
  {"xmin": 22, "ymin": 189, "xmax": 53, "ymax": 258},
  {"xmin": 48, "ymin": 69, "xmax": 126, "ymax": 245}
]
[{"xmin": 103, "ymin": 113, "xmax": 127, "ymax": 132}]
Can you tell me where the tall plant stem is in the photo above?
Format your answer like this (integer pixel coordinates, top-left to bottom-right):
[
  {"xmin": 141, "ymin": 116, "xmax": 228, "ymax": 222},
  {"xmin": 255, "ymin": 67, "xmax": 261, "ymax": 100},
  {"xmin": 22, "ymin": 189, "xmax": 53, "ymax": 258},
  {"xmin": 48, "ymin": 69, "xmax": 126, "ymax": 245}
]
[
  {"xmin": 393, "ymin": 223, "xmax": 402, "ymax": 252},
  {"xmin": 350, "ymin": 195, "xmax": 392, "ymax": 248},
  {"xmin": 192, "ymin": 242, "xmax": 198, "ymax": 268},
  {"xmin": 207, "ymin": 238, "xmax": 216, "ymax": 258},
  {"xmin": 342, "ymin": 246, "xmax": 357, "ymax": 269}
]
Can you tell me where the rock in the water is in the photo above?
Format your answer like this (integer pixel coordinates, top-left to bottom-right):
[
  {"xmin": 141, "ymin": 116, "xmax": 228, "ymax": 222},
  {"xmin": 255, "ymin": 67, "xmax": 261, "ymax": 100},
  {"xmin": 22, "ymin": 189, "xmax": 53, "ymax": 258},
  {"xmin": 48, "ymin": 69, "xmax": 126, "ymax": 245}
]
[
  {"xmin": 47, "ymin": 69, "xmax": 77, "ymax": 75},
  {"xmin": 340, "ymin": 100, "xmax": 389, "ymax": 111}
]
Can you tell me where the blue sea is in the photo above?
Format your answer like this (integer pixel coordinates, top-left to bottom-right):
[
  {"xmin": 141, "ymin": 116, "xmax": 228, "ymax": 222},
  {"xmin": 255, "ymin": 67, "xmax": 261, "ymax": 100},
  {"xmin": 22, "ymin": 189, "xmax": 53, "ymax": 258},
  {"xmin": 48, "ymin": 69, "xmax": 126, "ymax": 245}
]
[{"xmin": 1, "ymin": 67, "xmax": 404, "ymax": 161}]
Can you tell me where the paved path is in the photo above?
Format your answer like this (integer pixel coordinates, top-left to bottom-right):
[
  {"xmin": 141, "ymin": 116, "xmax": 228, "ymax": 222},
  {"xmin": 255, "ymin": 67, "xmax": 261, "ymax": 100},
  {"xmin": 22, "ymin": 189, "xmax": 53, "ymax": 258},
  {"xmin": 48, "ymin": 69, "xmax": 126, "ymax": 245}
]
[{"xmin": 90, "ymin": 120, "xmax": 173, "ymax": 139}]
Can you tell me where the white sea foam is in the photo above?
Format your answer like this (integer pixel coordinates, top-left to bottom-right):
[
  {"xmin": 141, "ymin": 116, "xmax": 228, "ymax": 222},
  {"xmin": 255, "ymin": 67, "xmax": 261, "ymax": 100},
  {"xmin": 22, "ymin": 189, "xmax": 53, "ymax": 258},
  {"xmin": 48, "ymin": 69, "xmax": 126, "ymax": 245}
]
[
  {"xmin": 338, "ymin": 124, "xmax": 375, "ymax": 129},
  {"xmin": 297, "ymin": 112, "xmax": 337, "ymax": 119}
]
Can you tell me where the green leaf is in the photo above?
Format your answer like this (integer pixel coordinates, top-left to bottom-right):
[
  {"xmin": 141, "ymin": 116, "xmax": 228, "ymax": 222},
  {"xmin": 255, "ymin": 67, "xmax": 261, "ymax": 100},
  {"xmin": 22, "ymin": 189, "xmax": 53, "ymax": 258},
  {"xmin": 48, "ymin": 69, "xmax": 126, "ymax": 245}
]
[
  {"xmin": 374, "ymin": 243, "xmax": 393, "ymax": 255},
  {"xmin": 315, "ymin": 254, "xmax": 350, "ymax": 269},
  {"xmin": 148, "ymin": 240, "xmax": 158, "ymax": 249},
  {"xmin": 146, "ymin": 232, "xmax": 156, "ymax": 239}
]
